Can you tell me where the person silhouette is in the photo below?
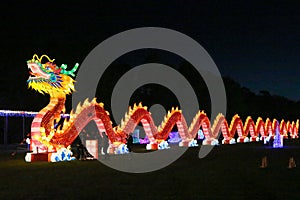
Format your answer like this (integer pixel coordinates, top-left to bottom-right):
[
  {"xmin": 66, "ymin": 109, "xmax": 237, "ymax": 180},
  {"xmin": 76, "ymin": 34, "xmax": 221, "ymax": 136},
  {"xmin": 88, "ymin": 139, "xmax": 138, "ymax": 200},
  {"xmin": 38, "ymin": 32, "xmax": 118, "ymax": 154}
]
[{"xmin": 100, "ymin": 132, "xmax": 109, "ymax": 158}]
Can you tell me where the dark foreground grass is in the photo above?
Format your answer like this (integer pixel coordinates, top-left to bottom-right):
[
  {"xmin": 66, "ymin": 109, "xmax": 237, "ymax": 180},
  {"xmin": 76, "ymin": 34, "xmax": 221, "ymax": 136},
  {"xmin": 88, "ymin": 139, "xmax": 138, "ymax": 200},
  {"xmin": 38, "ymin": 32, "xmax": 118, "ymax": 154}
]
[{"xmin": 1, "ymin": 140, "xmax": 300, "ymax": 199}]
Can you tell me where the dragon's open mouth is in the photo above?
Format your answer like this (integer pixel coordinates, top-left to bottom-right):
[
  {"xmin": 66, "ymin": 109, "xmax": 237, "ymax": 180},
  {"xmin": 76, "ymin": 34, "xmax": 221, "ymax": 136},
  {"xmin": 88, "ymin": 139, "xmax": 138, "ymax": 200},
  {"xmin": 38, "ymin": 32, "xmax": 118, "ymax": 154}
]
[
  {"xmin": 28, "ymin": 69, "xmax": 40, "ymax": 81},
  {"xmin": 28, "ymin": 67, "xmax": 37, "ymax": 78}
]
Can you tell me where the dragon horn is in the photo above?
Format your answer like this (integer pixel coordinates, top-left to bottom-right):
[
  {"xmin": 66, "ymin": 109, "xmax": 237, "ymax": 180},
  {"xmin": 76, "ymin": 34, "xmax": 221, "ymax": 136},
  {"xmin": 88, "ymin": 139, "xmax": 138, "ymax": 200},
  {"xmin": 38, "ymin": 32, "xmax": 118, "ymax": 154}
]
[{"xmin": 60, "ymin": 63, "xmax": 79, "ymax": 77}]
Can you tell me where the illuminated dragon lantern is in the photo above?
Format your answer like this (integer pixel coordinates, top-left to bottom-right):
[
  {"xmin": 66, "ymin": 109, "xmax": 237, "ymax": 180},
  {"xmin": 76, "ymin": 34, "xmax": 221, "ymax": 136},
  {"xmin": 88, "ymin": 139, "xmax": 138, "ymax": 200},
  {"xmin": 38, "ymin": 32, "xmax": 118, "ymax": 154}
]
[{"xmin": 26, "ymin": 54, "xmax": 299, "ymax": 162}]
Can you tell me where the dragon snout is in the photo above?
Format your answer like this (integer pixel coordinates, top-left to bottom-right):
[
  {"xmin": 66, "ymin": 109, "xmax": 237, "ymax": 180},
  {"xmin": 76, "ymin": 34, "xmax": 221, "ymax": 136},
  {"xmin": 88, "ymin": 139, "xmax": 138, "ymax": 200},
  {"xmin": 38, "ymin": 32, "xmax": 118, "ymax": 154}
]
[{"xmin": 27, "ymin": 63, "xmax": 51, "ymax": 80}]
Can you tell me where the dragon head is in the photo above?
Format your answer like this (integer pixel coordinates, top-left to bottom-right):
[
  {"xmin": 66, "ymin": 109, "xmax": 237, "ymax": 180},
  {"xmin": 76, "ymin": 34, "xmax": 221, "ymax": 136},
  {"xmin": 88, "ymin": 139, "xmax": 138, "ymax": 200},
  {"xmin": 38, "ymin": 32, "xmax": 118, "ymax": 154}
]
[{"xmin": 27, "ymin": 54, "xmax": 79, "ymax": 98}]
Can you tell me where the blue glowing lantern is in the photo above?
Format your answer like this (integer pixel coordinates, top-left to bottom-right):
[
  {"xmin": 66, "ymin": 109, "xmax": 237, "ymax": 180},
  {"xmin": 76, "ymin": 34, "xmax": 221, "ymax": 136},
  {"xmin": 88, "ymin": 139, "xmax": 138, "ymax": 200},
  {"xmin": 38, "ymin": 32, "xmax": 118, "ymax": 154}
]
[{"xmin": 273, "ymin": 120, "xmax": 283, "ymax": 148}]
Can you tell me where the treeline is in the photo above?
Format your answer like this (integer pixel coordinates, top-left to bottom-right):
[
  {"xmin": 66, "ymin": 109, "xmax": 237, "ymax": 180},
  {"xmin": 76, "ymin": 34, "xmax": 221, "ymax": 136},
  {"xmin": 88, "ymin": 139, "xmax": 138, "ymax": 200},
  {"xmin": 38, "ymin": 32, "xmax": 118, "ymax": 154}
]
[
  {"xmin": 94, "ymin": 60, "xmax": 300, "ymax": 124},
  {"xmin": 224, "ymin": 77, "xmax": 300, "ymax": 122}
]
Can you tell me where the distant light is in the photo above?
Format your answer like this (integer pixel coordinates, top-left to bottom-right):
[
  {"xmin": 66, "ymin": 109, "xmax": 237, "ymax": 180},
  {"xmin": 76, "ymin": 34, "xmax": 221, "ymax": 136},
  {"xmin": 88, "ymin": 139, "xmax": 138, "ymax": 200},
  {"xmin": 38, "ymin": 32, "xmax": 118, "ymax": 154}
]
[{"xmin": 0, "ymin": 110, "xmax": 69, "ymax": 118}]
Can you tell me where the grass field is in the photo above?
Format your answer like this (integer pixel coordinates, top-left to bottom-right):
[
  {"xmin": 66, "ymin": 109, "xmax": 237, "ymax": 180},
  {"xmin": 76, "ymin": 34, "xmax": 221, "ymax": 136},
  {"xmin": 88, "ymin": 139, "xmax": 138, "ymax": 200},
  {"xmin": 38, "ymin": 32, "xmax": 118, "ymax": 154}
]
[{"xmin": 1, "ymin": 140, "xmax": 300, "ymax": 199}]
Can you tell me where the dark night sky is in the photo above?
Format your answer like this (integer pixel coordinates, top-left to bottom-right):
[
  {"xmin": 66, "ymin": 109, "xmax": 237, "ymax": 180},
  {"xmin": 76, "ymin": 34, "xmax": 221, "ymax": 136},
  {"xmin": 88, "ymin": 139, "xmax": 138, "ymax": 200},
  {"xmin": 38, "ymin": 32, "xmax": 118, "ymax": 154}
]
[{"xmin": 0, "ymin": 0, "xmax": 299, "ymax": 110}]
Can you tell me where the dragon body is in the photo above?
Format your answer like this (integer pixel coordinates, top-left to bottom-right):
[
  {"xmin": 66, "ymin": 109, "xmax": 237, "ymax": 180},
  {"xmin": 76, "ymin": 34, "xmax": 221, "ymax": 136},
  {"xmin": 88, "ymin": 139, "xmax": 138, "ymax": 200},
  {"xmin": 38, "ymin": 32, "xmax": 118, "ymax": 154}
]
[{"xmin": 26, "ymin": 55, "xmax": 298, "ymax": 160}]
